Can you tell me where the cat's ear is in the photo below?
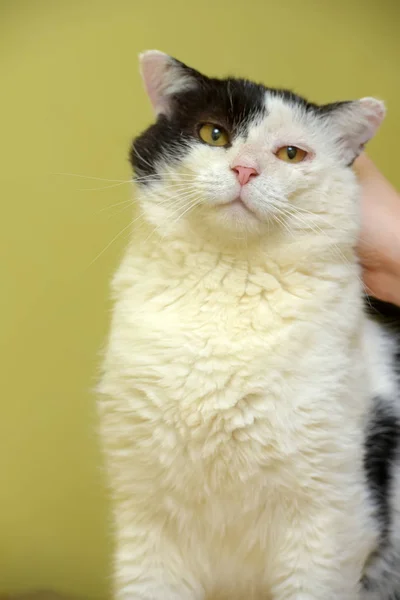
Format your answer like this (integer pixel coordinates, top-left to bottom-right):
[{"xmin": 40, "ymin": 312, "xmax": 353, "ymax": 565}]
[
  {"xmin": 322, "ymin": 97, "xmax": 385, "ymax": 164},
  {"xmin": 139, "ymin": 50, "xmax": 201, "ymax": 116}
]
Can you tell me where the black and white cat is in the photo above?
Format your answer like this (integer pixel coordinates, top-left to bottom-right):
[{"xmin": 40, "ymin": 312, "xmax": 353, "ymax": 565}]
[{"xmin": 98, "ymin": 51, "xmax": 400, "ymax": 599}]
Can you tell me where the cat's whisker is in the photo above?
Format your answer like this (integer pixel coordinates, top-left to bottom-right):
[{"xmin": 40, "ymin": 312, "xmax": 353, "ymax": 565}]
[
  {"xmin": 52, "ymin": 172, "xmax": 131, "ymax": 183},
  {"xmin": 99, "ymin": 199, "xmax": 134, "ymax": 213},
  {"xmin": 281, "ymin": 205, "xmax": 346, "ymax": 249},
  {"xmin": 52, "ymin": 170, "xmax": 200, "ymax": 188},
  {"xmin": 151, "ymin": 184, "xmax": 201, "ymax": 196},
  {"xmin": 136, "ymin": 183, "xmax": 203, "ymax": 198},
  {"xmin": 134, "ymin": 173, "xmax": 197, "ymax": 181},
  {"xmin": 172, "ymin": 197, "xmax": 200, "ymax": 225},
  {"xmin": 128, "ymin": 190, "xmax": 202, "ymax": 240},
  {"xmin": 143, "ymin": 193, "xmax": 200, "ymax": 245},
  {"xmin": 272, "ymin": 212, "xmax": 296, "ymax": 240},
  {"xmin": 285, "ymin": 206, "xmax": 351, "ymax": 248},
  {"xmin": 282, "ymin": 206, "xmax": 372, "ymax": 299},
  {"xmin": 287, "ymin": 204, "xmax": 350, "ymax": 230},
  {"xmin": 134, "ymin": 173, "xmax": 217, "ymax": 186},
  {"xmin": 78, "ymin": 181, "xmax": 134, "ymax": 191},
  {"xmin": 278, "ymin": 206, "xmax": 371, "ymax": 296},
  {"xmin": 131, "ymin": 146, "xmax": 158, "ymax": 171},
  {"xmin": 151, "ymin": 186, "xmax": 204, "ymax": 207},
  {"xmin": 106, "ymin": 203, "xmax": 136, "ymax": 220},
  {"xmin": 160, "ymin": 191, "xmax": 201, "ymax": 221},
  {"xmin": 155, "ymin": 197, "xmax": 201, "ymax": 246},
  {"xmin": 125, "ymin": 211, "xmax": 149, "ymax": 235},
  {"xmin": 287, "ymin": 202, "xmax": 378, "ymax": 253},
  {"xmin": 86, "ymin": 220, "xmax": 133, "ymax": 269},
  {"xmin": 263, "ymin": 196, "xmax": 353, "ymax": 263}
]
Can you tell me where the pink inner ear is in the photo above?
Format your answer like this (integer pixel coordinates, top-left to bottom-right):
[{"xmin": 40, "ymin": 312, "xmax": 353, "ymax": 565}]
[
  {"xmin": 140, "ymin": 51, "xmax": 173, "ymax": 115},
  {"xmin": 360, "ymin": 97, "xmax": 386, "ymax": 136}
]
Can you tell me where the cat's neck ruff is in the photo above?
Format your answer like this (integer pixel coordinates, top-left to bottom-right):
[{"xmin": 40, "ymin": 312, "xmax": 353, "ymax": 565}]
[{"xmin": 129, "ymin": 207, "xmax": 358, "ymax": 287}]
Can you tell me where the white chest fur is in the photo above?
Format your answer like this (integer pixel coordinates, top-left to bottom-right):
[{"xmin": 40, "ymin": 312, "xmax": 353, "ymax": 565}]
[{"xmin": 99, "ymin": 234, "xmax": 376, "ymax": 599}]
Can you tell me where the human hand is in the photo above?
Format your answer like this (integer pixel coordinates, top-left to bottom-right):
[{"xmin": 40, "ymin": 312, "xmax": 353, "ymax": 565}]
[{"xmin": 355, "ymin": 154, "xmax": 400, "ymax": 305}]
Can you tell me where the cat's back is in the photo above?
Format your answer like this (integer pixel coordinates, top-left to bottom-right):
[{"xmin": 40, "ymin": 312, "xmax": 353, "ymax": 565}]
[{"xmin": 362, "ymin": 298, "xmax": 400, "ymax": 599}]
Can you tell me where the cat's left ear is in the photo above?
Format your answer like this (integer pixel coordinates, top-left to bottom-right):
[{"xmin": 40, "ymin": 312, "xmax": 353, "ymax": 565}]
[
  {"xmin": 322, "ymin": 97, "xmax": 386, "ymax": 164},
  {"xmin": 139, "ymin": 50, "xmax": 201, "ymax": 116}
]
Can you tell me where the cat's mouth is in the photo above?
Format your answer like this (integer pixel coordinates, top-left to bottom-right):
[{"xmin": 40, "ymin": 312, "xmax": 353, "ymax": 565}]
[{"xmin": 216, "ymin": 197, "xmax": 259, "ymax": 219}]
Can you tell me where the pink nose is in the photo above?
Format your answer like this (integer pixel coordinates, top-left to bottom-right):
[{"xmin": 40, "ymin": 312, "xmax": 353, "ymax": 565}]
[{"xmin": 231, "ymin": 165, "xmax": 259, "ymax": 186}]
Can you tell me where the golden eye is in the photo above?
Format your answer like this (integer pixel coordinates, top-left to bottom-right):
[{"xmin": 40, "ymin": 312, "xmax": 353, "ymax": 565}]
[
  {"xmin": 198, "ymin": 123, "xmax": 230, "ymax": 147},
  {"xmin": 276, "ymin": 146, "xmax": 307, "ymax": 163}
]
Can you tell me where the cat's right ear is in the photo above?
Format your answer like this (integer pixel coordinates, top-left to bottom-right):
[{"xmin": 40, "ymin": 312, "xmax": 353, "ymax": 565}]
[
  {"xmin": 320, "ymin": 98, "xmax": 386, "ymax": 165},
  {"xmin": 139, "ymin": 50, "xmax": 200, "ymax": 116}
]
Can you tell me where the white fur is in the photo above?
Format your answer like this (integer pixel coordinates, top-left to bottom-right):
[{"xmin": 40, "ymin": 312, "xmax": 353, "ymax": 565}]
[{"xmin": 99, "ymin": 87, "xmax": 386, "ymax": 599}]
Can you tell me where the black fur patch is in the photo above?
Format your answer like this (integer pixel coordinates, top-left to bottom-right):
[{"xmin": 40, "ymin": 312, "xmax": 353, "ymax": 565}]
[
  {"xmin": 130, "ymin": 76, "xmax": 267, "ymax": 180},
  {"xmin": 365, "ymin": 297, "xmax": 400, "ymax": 331},
  {"xmin": 366, "ymin": 297, "xmax": 400, "ymax": 375},
  {"xmin": 364, "ymin": 297, "xmax": 400, "ymax": 540},
  {"xmin": 364, "ymin": 398, "xmax": 399, "ymax": 539},
  {"xmin": 361, "ymin": 298, "xmax": 400, "ymax": 596},
  {"xmin": 130, "ymin": 62, "xmax": 350, "ymax": 181}
]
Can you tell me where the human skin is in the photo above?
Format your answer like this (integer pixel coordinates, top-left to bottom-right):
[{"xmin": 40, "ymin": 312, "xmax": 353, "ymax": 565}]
[{"xmin": 355, "ymin": 154, "xmax": 400, "ymax": 306}]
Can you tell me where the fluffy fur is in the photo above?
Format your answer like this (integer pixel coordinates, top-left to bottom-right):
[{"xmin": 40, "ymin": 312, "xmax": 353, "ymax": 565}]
[{"xmin": 98, "ymin": 51, "xmax": 400, "ymax": 599}]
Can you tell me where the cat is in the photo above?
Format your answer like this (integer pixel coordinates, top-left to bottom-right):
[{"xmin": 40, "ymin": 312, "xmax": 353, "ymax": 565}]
[{"xmin": 98, "ymin": 50, "xmax": 400, "ymax": 599}]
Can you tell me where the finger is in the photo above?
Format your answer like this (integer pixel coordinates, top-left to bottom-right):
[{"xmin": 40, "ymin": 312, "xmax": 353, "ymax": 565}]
[{"xmin": 362, "ymin": 268, "xmax": 400, "ymax": 306}]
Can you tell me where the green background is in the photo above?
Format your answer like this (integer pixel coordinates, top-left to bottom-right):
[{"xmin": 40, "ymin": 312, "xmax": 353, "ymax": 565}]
[{"xmin": 1, "ymin": 0, "xmax": 399, "ymax": 597}]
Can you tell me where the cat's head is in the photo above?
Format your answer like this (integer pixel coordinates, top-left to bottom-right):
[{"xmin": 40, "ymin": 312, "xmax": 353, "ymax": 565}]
[{"xmin": 131, "ymin": 51, "xmax": 385, "ymax": 242}]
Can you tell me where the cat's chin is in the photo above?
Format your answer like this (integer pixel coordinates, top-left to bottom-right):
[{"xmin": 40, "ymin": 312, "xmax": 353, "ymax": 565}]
[
  {"xmin": 197, "ymin": 198, "xmax": 267, "ymax": 240},
  {"xmin": 215, "ymin": 198, "xmax": 257, "ymax": 217}
]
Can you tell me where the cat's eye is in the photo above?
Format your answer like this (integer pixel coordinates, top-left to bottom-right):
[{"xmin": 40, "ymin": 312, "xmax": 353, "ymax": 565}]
[
  {"xmin": 198, "ymin": 123, "xmax": 230, "ymax": 147},
  {"xmin": 275, "ymin": 146, "xmax": 308, "ymax": 163}
]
